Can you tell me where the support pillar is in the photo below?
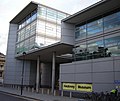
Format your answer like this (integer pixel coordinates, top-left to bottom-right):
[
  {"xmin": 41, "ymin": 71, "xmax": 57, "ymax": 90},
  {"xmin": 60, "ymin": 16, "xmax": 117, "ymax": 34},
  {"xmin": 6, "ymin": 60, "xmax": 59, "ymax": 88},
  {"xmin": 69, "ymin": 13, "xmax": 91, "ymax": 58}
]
[
  {"xmin": 52, "ymin": 52, "xmax": 56, "ymax": 94},
  {"xmin": 36, "ymin": 56, "xmax": 40, "ymax": 92}
]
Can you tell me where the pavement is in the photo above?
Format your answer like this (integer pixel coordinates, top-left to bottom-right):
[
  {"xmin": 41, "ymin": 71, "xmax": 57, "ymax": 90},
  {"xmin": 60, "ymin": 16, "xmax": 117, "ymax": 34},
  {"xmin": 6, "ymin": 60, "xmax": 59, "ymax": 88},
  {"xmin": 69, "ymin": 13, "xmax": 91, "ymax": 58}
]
[
  {"xmin": 0, "ymin": 91, "xmax": 29, "ymax": 101},
  {"xmin": 0, "ymin": 86, "xmax": 81, "ymax": 101}
]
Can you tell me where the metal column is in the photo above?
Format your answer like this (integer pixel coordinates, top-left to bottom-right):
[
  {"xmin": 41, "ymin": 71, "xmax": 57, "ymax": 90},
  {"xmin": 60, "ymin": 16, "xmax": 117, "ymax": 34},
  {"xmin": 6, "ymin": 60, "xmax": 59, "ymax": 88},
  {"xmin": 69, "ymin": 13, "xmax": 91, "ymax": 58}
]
[
  {"xmin": 36, "ymin": 56, "xmax": 40, "ymax": 92},
  {"xmin": 52, "ymin": 52, "xmax": 56, "ymax": 94}
]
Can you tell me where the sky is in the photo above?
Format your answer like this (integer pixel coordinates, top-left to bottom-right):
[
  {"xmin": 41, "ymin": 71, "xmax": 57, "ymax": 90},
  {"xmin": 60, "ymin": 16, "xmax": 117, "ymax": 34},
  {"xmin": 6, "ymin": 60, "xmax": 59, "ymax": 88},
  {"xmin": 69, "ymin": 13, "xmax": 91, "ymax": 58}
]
[{"xmin": 0, "ymin": 0, "xmax": 100, "ymax": 55}]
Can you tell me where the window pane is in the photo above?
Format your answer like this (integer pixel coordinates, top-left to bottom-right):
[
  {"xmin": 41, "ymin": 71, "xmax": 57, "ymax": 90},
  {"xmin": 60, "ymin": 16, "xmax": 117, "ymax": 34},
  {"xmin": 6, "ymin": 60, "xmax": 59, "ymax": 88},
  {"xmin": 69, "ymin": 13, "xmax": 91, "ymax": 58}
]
[
  {"xmin": 35, "ymin": 36, "xmax": 45, "ymax": 48},
  {"xmin": 36, "ymin": 20, "xmax": 45, "ymax": 34},
  {"xmin": 31, "ymin": 10, "xmax": 37, "ymax": 21},
  {"xmin": 88, "ymin": 40, "xmax": 104, "ymax": 53},
  {"xmin": 105, "ymin": 36, "xmax": 120, "ymax": 47},
  {"xmin": 104, "ymin": 11, "xmax": 120, "ymax": 30},
  {"xmin": 46, "ymin": 23, "xmax": 56, "ymax": 37},
  {"xmin": 38, "ymin": 6, "xmax": 46, "ymax": 19},
  {"xmin": 105, "ymin": 36, "xmax": 120, "ymax": 56},
  {"xmin": 25, "ymin": 25, "xmax": 30, "ymax": 38},
  {"xmin": 80, "ymin": 25, "xmax": 86, "ymax": 38},
  {"xmin": 47, "ymin": 8, "xmax": 57, "ymax": 22},
  {"xmin": 87, "ymin": 19, "xmax": 103, "ymax": 36}
]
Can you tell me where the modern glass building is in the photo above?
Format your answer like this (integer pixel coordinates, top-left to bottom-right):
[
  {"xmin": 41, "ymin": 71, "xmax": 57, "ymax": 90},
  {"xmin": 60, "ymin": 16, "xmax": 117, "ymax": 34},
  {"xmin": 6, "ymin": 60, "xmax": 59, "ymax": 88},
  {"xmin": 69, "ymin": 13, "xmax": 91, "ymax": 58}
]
[
  {"xmin": 60, "ymin": 0, "xmax": 120, "ymax": 94},
  {"xmin": 4, "ymin": 1, "xmax": 70, "ymax": 93},
  {"xmin": 74, "ymin": 11, "xmax": 120, "ymax": 61},
  {"xmin": 16, "ymin": 3, "xmax": 69, "ymax": 55},
  {"xmin": 5, "ymin": 0, "xmax": 120, "ymax": 97}
]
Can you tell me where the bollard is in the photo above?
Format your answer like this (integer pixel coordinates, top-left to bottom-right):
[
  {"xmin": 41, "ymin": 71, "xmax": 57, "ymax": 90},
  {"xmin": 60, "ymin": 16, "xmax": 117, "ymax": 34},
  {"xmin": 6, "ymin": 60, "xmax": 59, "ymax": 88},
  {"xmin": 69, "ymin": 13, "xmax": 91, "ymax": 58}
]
[
  {"xmin": 18, "ymin": 86, "xmax": 20, "ymax": 90},
  {"xmin": 32, "ymin": 87, "xmax": 34, "ymax": 92},
  {"xmin": 47, "ymin": 89, "xmax": 50, "ymax": 95},
  {"xmin": 24, "ymin": 86, "xmax": 26, "ymax": 91},
  {"xmin": 61, "ymin": 90, "xmax": 63, "ymax": 96},
  {"xmin": 78, "ymin": 99, "xmax": 85, "ymax": 101},
  {"xmin": 70, "ymin": 91, "xmax": 72, "ymax": 98},
  {"xmin": 42, "ymin": 88, "xmax": 44, "ymax": 94},
  {"xmin": 28, "ymin": 87, "xmax": 30, "ymax": 92},
  {"xmin": 54, "ymin": 90, "xmax": 56, "ymax": 96}
]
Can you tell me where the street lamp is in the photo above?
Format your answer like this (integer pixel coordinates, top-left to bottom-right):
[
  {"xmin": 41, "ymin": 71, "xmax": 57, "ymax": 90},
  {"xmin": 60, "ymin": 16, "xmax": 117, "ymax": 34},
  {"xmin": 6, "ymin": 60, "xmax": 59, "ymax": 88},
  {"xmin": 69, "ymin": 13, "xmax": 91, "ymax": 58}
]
[{"xmin": 21, "ymin": 52, "xmax": 26, "ymax": 95}]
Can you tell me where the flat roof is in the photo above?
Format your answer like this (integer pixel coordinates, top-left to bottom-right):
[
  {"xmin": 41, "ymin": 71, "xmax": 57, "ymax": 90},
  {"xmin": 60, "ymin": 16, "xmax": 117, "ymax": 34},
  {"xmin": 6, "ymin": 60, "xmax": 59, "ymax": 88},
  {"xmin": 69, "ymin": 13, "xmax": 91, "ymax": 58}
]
[
  {"xmin": 62, "ymin": 0, "xmax": 120, "ymax": 24},
  {"xmin": 10, "ymin": 1, "xmax": 38, "ymax": 24},
  {"xmin": 10, "ymin": 1, "xmax": 70, "ymax": 24},
  {"xmin": 16, "ymin": 42, "xmax": 73, "ymax": 63}
]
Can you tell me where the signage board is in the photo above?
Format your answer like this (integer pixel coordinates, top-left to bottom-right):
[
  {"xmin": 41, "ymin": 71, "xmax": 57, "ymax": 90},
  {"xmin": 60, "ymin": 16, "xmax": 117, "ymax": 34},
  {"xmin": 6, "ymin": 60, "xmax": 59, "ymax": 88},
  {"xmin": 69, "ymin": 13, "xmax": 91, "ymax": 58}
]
[
  {"xmin": 76, "ymin": 84, "xmax": 92, "ymax": 92},
  {"xmin": 62, "ymin": 82, "xmax": 92, "ymax": 92},
  {"xmin": 62, "ymin": 83, "xmax": 76, "ymax": 90}
]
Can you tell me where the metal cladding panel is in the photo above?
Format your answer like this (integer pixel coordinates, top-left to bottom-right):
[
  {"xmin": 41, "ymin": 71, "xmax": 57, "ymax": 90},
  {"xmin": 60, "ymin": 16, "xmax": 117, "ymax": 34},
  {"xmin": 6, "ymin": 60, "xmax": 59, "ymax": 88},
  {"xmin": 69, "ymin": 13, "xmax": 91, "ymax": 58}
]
[
  {"xmin": 61, "ymin": 74, "xmax": 75, "ymax": 82},
  {"xmin": 93, "ymin": 72, "xmax": 114, "ymax": 83},
  {"xmin": 75, "ymin": 73, "xmax": 92, "ymax": 82},
  {"xmin": 60, "ymin": 64, "xmax": 75, "ymax": 74},
  {"xmin": 114, "ymin": 60, "xmax": 120, "ymax": 71},
  {"xmin": 93, "ymin": 61, "xmax": 114, "ymax": 72},
  {"xmin": 93, "ymin": 83, "xmax": 114, "ymax": 92},
  {"xmin": 75, "ymin": 63, "xmax": 92, "ymax": 73},
  {"xmin": 115, "ymin": 72, "xmax": 120, "ymax": 80}
]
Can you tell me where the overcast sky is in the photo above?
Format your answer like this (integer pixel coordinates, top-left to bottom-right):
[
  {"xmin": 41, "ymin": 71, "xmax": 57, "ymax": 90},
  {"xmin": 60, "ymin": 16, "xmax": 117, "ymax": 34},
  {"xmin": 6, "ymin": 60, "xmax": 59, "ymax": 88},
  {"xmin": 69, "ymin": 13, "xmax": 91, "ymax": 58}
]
[{"xmin": 0, "ymin": 0, "xmax": 100, "ymax": 55}]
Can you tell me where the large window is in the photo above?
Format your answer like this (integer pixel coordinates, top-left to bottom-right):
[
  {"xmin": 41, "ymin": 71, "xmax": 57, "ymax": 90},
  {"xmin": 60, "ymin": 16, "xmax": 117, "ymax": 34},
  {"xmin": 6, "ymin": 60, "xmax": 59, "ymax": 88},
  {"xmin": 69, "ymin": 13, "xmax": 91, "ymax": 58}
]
[
  {"xmin": 36, "ymin": 20, "xmax": 45, "ymax": 34},
  {"xmin": 73, "ymin": 36, "xmax": 120, "ymax": 61},
  {"xmin": 73, "ymin": 43, "xmax": 87, "ymax": 60},
  {"xmin": 16, "ymin": 5, "xmax": 69, "ymax": 55},
  {"xmin": 87, "ymin": 19, "xmax": 103, "ymax": 36},
  {"xmin": 104, "ymin": 12, "xmax": 120, "ymax": 30},
  {"xmin": 18, "ymin": 10, "xmax": 37, "ymax": 30},
  {"xmin": 57, "ymin": 12, "xmax": 67, "ymax": 24},
  {"xmin": 17, "ymin": 21, "xmax": 36, "ymax": 42},
  {"xmin": 46, "ymin": 23, "xmax": 56, "ymax": 37},
  {"xmin": 47, "ymin": 8, "xmax": 57, "ymax": 22},
  {"xmin": 38, "ymin": 6, "xmax": 46, "ymax": 19},
  {"xmin": 105, "ymin": 36, "xmax": 120, "ymax": 56},
  {"xmin": 75, "ymin": 25, "xmax": 86, "ymax": 39},
  {"xmin": 75, "ymin": 11, "xmax": 120, "ymax": 40}
]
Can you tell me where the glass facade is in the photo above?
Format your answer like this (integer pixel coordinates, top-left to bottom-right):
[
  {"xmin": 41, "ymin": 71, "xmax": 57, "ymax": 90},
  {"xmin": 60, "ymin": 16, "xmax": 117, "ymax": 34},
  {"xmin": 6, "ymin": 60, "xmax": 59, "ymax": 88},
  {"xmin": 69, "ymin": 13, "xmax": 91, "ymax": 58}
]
[
  {"xmin": 74, "ymin": 11, "xmax": 120, "ymax": 61},
  {"xmin": 16, "ymin": 5, "xmax": 69, "ymax": 55},
  {"xmin": 75, "ymin": 11, "xmax": 120, "ymax": 39}
]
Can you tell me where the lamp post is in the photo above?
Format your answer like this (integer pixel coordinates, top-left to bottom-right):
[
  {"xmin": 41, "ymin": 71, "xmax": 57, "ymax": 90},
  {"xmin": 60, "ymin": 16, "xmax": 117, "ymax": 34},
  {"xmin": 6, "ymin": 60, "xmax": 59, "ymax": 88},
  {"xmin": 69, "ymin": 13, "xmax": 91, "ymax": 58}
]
[{"xmin": 21, "ymin": 52, "xmax": 26, "ymax": 95}]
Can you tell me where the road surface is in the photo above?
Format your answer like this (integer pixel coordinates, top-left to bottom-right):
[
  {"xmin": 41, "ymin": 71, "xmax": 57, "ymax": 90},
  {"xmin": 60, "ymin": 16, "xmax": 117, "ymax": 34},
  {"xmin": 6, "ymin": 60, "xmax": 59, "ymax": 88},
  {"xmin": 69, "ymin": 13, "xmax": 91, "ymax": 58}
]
[{"xmin": 0, "ymin": 91, "xmax": 40, "ymax": 101}]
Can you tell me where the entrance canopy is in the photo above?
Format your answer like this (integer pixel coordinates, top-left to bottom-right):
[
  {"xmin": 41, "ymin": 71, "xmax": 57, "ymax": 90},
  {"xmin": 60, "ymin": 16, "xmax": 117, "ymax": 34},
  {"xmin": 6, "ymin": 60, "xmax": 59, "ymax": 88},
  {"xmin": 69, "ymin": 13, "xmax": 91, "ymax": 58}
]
[{"xmin": 16, "ymin": 42, "xmax": 73, "ymax": 63}]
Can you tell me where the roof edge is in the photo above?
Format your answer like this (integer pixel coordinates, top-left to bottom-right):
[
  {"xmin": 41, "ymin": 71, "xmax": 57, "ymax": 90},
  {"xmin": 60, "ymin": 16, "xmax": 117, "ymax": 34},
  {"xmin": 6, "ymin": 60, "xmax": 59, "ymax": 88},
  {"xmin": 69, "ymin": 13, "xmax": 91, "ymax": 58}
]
[
  {"xmin": 10, "ymin": 1, "xmax": 38, "ymax": 23},
  {"xmin": 62, "ymin": 0, "xmax": 107, "ymax": 22}
]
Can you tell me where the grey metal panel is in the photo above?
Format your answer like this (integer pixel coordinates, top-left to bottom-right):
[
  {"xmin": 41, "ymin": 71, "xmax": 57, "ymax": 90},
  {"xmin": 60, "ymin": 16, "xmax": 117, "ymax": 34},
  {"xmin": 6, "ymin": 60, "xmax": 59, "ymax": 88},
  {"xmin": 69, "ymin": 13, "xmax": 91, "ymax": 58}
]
[
  {"xmin": 114, "ymin": 60, "xmax": 120, "ymax": 71},
  {"xmin": 93, "ymin": 83, "xmax": 114, "ymax": 92},
  {"xmin": 93, "ymin": 72, "xmax": 114, "ymax": 83},
  {"xmin": 93, "ymin": 57, "xmax": 113, "ymax": 62},
  {"xmin": 75, "ymin": 63, "xmax": 92, "ymax": 73},
  {"xmin": 41, "ymin": 63, "xmax": 52, "ymax": 86},
  {"xmin": 75, "ymin": 73, "xmax": 92, "ymax": 82},
  {"xmin": 115, "ymin": 72, "xmax": 120, "ymax": 80},
  {"xmin": 61, "ymin": 22, "xmax": 75, "ymax": 45},
  {"xmin": 114, "ymin": 56, "xmax": 120, "ymax": 60},
  {"xmin": 61, "ymin": 22, "xmax": 74, "ymax": 30},
  {"xmin": 5, "ymin": 22, "xmax": 31, "ymax": 85},
  {"xmin": 60, "ymin": 64, "xmax": 75, "ymax": 73},
  {"xmin": 61, "ymin": 74, "xmax": 75, "ymax": 82},
  {"xmin": 93, "ymin": 61, "xmax": 113, "ymax": 72},
  {"xmin": 61, "ymin": 28, "xmax": 74, "ymax": 37},
  {"xmin": 4, "ymin": 34, "xmax": 17, "ymax": 84}
]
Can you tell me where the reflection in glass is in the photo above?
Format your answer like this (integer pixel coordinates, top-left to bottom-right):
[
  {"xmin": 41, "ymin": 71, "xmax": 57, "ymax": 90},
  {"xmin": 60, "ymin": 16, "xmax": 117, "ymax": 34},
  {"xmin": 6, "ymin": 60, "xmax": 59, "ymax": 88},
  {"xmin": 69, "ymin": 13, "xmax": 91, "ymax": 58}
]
[
  {"xmin": 75, "ymin": 11, "xmax": 120, "ymax": 40},
  {"xmin": 87, "ymin": 19, "xmax": 103, "ymax": 36},
  {"xmin": 16, "ymin": 5, "xmax": 69, "ymax": 55},
  {"xmin": 73, "ymin": 36, "xmax": 120, "ymax": 61}
]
